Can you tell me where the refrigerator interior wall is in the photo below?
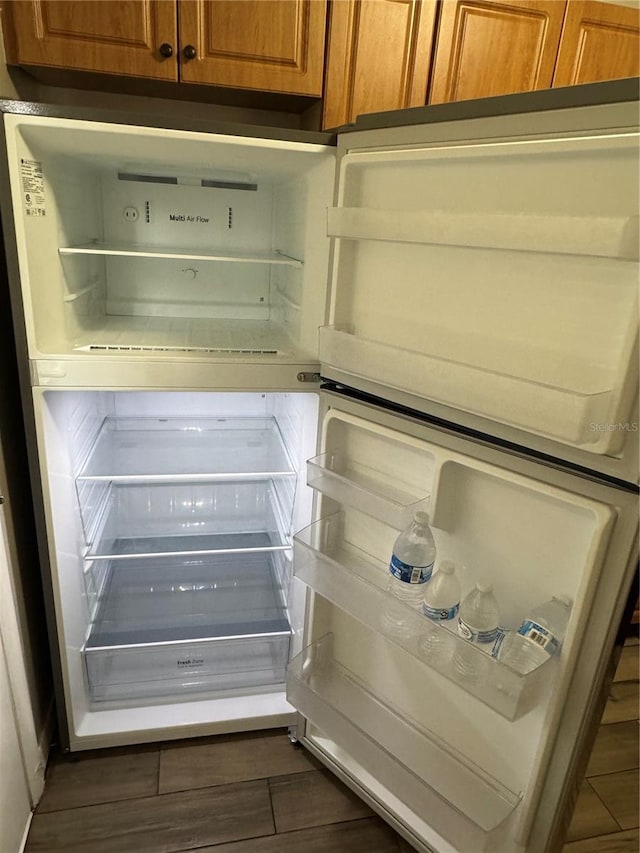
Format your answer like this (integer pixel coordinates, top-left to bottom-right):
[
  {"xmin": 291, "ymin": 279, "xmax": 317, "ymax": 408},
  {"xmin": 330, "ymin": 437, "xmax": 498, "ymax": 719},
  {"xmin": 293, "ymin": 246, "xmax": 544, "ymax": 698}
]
[
  {"xmin": 323, "ymin": 130, "xmax": 639, "ymax": 457},
  {"xmin": 290, "ymin": 406, "xmax": 617, "ymax": 852},
  {"xmin": 5, "ymin": 114, "xmax": 333, "ymax": 362},
  {"xmin": 34, "ymin": 389, "xmax": 317, "ymax": 747}
]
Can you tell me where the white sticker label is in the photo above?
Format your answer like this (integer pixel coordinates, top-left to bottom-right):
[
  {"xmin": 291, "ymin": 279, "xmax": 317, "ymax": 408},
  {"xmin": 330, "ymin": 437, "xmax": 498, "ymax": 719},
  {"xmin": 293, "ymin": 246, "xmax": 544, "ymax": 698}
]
[{"xmin": 20, "ymin": 158, "xmax": 46, "ymax": 217}]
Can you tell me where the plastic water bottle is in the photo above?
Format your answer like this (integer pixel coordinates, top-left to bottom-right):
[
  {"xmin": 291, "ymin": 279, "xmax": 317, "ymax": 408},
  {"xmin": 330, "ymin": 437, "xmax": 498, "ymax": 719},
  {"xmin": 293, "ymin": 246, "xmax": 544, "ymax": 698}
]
[
  {"xmin": 453, "ymin": 581, "xmax": 500, "ymax": 684},
  {"xmin": 382, "ymin": 512, "xmax": 436, "ymax": 640},
  {"xmin": 418, "ymin": 560, "xmax": 460, "ymax": 665},
  {"xmin": 493, "ymin": 596, "xmax": 572, "ymax": 674}
]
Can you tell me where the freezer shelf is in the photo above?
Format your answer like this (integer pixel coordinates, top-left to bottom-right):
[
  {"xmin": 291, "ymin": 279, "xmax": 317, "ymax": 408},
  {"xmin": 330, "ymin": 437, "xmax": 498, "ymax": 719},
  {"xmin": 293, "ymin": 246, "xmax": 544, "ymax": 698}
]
[
  {"xmin": 60, "ymin": 242, "xmax": 303, "ymax": 266},
  {"xmin": 287, "ymin": 635, "xmax": 521, "ymax": 851},
  {"xmin": 319, "ymin": 325, "xmax": 613, "ymax": 447},
  {"xmin": 77, "ymin": 417, "xmax": 297, "ymax": 480},
  {"xmin": 78, "ymin": 480, "xmax": 292, "ymax": 560},
  {"xmin": 293, "ymin": 513, "xmax": 552, "ymax": 721},
  {"xmin": 306, "ymin": 450, "xmax": 430, "ymax": 529},
  {"xmin": 83, "ymin": 552, "xmax": 291, "ymax": 703}
]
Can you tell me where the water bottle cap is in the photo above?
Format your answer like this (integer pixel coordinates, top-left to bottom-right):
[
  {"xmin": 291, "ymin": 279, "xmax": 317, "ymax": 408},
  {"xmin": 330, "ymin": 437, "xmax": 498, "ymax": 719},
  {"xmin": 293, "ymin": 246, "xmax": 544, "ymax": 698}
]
[
  {"xmin": 414, "ymin": 511, "xmax": 430, "ymax": 525},
  {"xmin": 439, "ymin": 560, "xmax": 455, "ymax": 575},
  {"xmin": 554, "ymin": 594, "xmax": 573, "ymax": 609},
  {"xmin": 476, "ymin": 580, "xmax": 493, "ymax": 593}
]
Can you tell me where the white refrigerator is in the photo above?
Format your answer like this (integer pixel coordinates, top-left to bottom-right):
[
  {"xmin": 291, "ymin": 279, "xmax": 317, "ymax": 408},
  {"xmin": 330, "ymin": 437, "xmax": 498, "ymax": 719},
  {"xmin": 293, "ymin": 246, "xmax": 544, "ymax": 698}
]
[{"xmin": 0, "ymin": 80, "xmax": 638, "ymax": 853}]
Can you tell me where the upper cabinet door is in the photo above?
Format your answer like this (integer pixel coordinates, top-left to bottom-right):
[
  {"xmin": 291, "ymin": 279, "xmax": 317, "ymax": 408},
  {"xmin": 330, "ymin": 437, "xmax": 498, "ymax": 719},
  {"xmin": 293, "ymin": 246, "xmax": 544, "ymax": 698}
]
[
  {"xmin": 322, "ymin": 0, "xmax": 438, "ymax": 130},
  {"xmin": 6, "ymin": 0, "xmax": 178, "ymax": 80},
  {"xmin": 177, "ymin": 0, "xmax": 327, "ymax": 95},
  {"xmin": 429, "ymin": 0, "xmax": 566, "ymax": 103},
  {"xmin": 553, "ymin": 0, "xmax": 640, "ymax": 87}
]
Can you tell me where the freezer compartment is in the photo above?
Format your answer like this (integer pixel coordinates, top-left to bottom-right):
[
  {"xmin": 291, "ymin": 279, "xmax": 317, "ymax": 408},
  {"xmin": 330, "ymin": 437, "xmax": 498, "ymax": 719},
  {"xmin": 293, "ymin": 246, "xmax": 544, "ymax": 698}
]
[
  {"xmin": 77, "ymin": 417, "xmax": 297, "ymax": 480},
  {"xmin": 327, "ymin": 132, "xmax": 639, "ymax": 455},
  {"xmin": 5, "ymin": 113, "xmax": 333, "ymax": 361},
  {"xmin": 83, "ymin": 551, "xmax": 292, "ymax": 703},
  {"xmin": 78, "ymin": 480, "xmax": 292, "ymax": 560},
  {"xmin": 294, "ymin": 513, "xmax": 551, "ymax": 721},
  {"xmin": 287, "ymin": 635, "xmax": 521, "ymax": 851}
]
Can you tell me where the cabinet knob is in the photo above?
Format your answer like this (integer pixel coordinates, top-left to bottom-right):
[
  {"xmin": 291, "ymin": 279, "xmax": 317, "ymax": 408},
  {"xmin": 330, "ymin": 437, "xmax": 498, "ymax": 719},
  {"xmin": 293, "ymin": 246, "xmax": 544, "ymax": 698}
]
[
  {"xmin": 183, "ymin": 44, "xmax": 197, "ymax": 61},
  {"xmin": 159, "ymin": 43, "xmax": 173, "ymax": 58}
]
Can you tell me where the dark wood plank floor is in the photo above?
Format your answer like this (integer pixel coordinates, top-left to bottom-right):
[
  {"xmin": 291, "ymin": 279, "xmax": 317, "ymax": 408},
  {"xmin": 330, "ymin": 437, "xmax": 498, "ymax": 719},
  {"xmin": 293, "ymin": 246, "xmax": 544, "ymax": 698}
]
[
  {"xmin": 26, "ymin": 730, "xmax": 406, "ymax": 853},
  {"xmin": 25, "ymin": 640, "xmax": 638, "ymax": 853}
]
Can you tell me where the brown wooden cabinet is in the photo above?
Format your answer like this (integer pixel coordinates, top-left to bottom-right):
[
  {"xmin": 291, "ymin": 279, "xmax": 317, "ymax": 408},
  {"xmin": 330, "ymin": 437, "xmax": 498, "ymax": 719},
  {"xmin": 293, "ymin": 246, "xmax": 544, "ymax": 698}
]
[
  {"xmin": 429, "ymin": 0, "xmax": 567, "ymax": 104},
  {"xmin": 4, "ymin": 0, "xmax": 178, "ymax": 81},
  {"xmin": 178, "ymin": 1, "xmax": 326, "ymax": 96},
  {"xmin": 553, "ymin": 0, "xmax": 639, "ymax": 87},
  {"xmin": 322, "ymin": 0, "xmax": 437, "ymax": 129},
  {"xmin": 4, "ymin": 0, "xmax": 327, "ymax": 95}
]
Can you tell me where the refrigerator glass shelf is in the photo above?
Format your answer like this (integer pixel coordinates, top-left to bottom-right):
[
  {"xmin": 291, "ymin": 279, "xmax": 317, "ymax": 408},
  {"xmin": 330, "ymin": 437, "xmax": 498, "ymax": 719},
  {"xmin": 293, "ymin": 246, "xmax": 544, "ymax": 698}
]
[
  {"xmin": 77, "ymin": 479, "xmax": 293, "ymax": 561},
  {"xmin": 59, "ymin": 242, "xmax": 303, "ymax": 267},
  {"xmin": 83, "ymin": 552, "xmax": 291, "ymax": 703},
  {"xmin": 327, "ymin": 207, "xmax": 638, "ymax": 260},
  {"xmin": 294, "ymin": 513, "xmax": 552, "ymax": 721},
  {"xmin": 319, "ymin": 325, "xmax": 614, "ymax": 447},
  {"xmin": 77, "ymin": 417, "xmax": 297, "ymax": 480},
  {"xmin": 287, "ymin": 634, "xmax": 521, "ymax": 846},
  {"xmin": 307, "ymin": 450, "xmax": 430, "ymax": 528}
]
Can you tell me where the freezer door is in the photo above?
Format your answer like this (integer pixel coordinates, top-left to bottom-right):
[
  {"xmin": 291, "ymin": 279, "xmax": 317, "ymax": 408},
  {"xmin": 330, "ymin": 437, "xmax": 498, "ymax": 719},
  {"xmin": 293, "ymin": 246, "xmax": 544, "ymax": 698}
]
[
  {"xmin": 286, "ymin": 389, "xmax": 638, "ymax": 853},
  {"xmin": 323, "ymin": 84, "xmax": 639, "ymax": 481}
]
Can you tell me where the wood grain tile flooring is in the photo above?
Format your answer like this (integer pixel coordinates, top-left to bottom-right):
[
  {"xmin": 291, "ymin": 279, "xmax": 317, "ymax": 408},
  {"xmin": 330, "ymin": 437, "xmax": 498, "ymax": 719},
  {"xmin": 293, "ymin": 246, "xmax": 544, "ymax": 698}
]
[
  {"xmin": 25, "ymin": 641, "xmax": 639, "ymax": 853},
  {"xmin": 564, "ymin": 639, "xmax": 639, "ymax": 850}
]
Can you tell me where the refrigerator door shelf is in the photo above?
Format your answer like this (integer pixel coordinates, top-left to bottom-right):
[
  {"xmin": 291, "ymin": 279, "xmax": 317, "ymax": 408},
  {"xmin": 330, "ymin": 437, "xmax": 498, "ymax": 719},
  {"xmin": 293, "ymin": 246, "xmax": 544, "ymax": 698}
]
[
  {"xmin": 294, "ymin": 513, "xmax": 552, "ymax": 721},
  {"xmin": 77, "ymin": 417, "xmax": 297, "ymax": 480},
  {"xmin": 59, "ymin": 243, "xmax": 304, "ymax": 267},
  {"xmin": 287, "ymin": 634, "xmax": 522, "ymax": 852},
  {"xmin": 78, "ymin": 480, "xmax": 292, "ymax": 561},
  {"xmin": 327, "ymin": 207, "xmax": 639, "ymax": 261},
  {"xmin": 83, "ymin": 552, "xmax": 291, "ymax": 704},
  {"xmin": 319, "ymin": 325, "xmax": 616, "ymax": 449},
  {"xmin": 307, "ymin": 450, "xmax": 430, "ymax": 529}
]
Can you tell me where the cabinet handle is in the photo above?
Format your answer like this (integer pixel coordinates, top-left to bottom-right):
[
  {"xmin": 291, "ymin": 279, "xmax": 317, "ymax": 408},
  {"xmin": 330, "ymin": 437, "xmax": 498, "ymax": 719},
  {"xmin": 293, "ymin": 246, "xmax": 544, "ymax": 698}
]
[
  {"xmin": 183, "ymin": 44, "xmax": 197, "ymax": 61},
  {"xmin": 159, "ymin": 43, "xmax": 173, "ymax": 58}
]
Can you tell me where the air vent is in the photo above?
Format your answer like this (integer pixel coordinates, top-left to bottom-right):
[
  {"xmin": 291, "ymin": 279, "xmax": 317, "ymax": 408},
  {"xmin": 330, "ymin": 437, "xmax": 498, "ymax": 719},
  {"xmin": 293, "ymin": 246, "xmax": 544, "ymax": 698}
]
[{"xmin": 81, "ymin": 344, "xmax": 279, "ymax": 355}]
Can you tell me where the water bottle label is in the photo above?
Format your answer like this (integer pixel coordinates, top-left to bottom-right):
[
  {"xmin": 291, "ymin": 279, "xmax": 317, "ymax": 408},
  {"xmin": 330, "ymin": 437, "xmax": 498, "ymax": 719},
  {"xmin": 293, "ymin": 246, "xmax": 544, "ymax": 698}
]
[
  {"xmin": 423, "ymin": 601, "xmax": 459, "ymax": 621},
  {"xmin": 518, "ymin": 620, "xmax": 559, "ymax": 656},
  {"xmin": 389, "ymin": 554, "xmax": 434, "ymax": 584},
  {"xmin": 457, "ymin": 617, "xmax": 498, "ymax": 644},
  {"xmin": 491, "ymin": 628, "xmax": 508, "ymax": 658}
]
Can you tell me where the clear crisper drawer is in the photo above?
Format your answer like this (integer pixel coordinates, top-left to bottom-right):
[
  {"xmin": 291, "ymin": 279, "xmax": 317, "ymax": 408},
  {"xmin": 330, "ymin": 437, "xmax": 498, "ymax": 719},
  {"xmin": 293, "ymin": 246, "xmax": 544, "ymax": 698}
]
[
  {"xmin": 293, "ymin": 513, "xmax": 552, "ymax": 721},
  {"xmin": 77, "ymin": 417, "xmax": 297, "ymax": 480},
  {"xmin": 79, "ymin": 479, "xmax": 292, "ymax": 560},
  {"xmin": 83, "ymin": 552, "xmax": 291, "ymax": 703},
  {"xmin": 306, "ymin": 451, "xmax": 430, "ymax": 528},
  {"xmin": 287, "ymin": 635, "xmax": 521, "ymax": 851}
]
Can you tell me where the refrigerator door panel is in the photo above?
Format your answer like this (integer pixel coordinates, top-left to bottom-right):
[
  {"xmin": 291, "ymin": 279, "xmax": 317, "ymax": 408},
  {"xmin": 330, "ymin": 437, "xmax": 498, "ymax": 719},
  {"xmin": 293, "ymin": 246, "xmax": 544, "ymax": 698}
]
[
  {"xmin": 31, "ymin": 388, "xmax": 318, "ymax": 750},
  {"xmin": 286, "ymin": 389, "xmax": 638, "ymax": 853},
  {"xmin": 326, "ymin": 92, "xmax": 639, "ymax": 480}
]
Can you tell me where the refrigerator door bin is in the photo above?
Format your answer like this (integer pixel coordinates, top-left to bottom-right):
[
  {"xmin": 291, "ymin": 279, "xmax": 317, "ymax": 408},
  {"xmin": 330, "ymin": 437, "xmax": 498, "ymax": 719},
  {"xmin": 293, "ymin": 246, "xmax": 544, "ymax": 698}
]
[
  {"xmin": 319, "ymin": 325, "xmax": 615, "ymax": 448},
  {"xmin": 294, "ymin": 513, "xmax": 551, "ymax": 721},
  {"xmin": 307, "ymin": 450, "xmax": 430, "ymax": 529},
  {"xmin": 83, "ymin": 551, "xmax": 292, "ymax": 703},
  {"xmin": 287, "ymin": 634, "xmax": 522, "ymax": 852},
  {"xmin": 78, "ymin": 480, "xmax": 292, "ymax": 560}
]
